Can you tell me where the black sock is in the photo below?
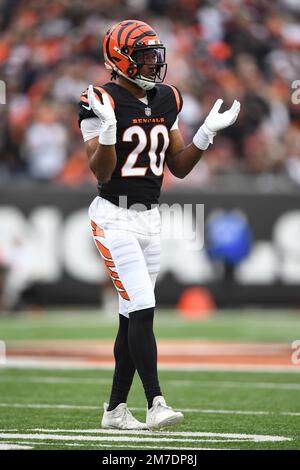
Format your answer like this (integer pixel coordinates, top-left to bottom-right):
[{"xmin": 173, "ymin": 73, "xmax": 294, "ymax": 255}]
[
  {"xmin": 128, "ymin": 307, "xmax": 162, "ymax": 409},
  {"xmin": 107, "ymin": 314, "xmax": 136, "ymax": 411}
]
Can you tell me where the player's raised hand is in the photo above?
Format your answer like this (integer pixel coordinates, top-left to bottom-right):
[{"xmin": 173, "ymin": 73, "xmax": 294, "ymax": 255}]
[
  {"xmin": 87, "ymin": 85, "xmax": 117, "ymax": 145},
  {"xmin": 87, "ymin": 85, "xmax": 116, "ymax": 130},
  {"xmin": 204, "ymin": 99, "xmax": 240, "ymax": 133},
  {"xmin": 193, "ymin": 98, "xmax": 241, "ymax": 150}
]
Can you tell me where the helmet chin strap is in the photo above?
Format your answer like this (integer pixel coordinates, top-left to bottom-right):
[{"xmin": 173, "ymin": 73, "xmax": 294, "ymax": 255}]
[
  {"xmin": 117, "ymin": 68, "xmax": 156, "ymax": 91},
  {"xmin": 135, "ymin": 77, "xmax": 156, "ymax": 91}
]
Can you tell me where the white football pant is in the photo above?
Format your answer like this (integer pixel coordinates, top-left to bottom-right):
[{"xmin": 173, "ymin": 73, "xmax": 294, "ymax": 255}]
[{"xmin": 89, "ymin": 196, "xmax": 161, "ymax": 318}]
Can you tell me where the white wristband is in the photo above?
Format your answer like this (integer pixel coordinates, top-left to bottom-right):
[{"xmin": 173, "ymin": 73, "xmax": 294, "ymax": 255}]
[
  {"xmin": 193, "ymin": 123, "xmax": 216, "ymax": 151},
  {"xmin": 98, "ymin": 123, "xmax": 117, "ymax": 145}
]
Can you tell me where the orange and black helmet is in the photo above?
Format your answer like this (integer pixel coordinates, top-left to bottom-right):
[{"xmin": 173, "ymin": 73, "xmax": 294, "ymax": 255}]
[{"xmin": 103, "ymin": 20, "xmax": 167, "ymax": 90}]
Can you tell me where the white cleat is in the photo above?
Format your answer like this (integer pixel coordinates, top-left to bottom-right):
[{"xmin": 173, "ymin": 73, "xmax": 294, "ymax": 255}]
[
  {"xmin": 146, "ymin": 396, "xmax": 184, "ymax": 430},
  {"xmin": 101, "ymin": 403, "xmax": 148, "ymax": 430}
]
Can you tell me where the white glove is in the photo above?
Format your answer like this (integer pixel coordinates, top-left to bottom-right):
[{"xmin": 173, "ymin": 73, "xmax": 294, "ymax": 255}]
[
  {"xmin": 87, "ymin": 84, "xmax": 117, "ymax": 145},
  {"xmin": 193, "ymin": 99, "xmax": 241, "ymax": 150}
]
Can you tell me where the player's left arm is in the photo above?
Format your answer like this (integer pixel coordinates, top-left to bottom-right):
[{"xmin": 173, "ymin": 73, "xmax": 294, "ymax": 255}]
[
  {"xmin": 166, "ymin": 129, "xmax": 202, "ymax": 179},
  {"xmin": 166, "ymin": 99, "xmax": 240, "ymax": 179}
]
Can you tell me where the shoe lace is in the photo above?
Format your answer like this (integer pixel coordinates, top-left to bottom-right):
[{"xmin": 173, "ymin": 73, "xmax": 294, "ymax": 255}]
[{"xmin": 156, "ymin": 400, "xmax": 172, "ymax": 411}]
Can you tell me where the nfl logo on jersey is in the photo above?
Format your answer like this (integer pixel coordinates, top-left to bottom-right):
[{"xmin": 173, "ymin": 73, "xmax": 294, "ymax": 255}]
[{"xmin": 145, "ymin": 107, "xmax": 151, "ymax": 116}]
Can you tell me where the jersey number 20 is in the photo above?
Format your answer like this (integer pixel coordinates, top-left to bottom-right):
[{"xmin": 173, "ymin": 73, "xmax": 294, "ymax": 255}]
[{"xmin": 121, "ymin": 124, "xmax": 169, "ymax": 177}]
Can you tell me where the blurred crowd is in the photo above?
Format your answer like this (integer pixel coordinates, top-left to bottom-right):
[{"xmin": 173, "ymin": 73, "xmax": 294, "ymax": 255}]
[{"xmin": 1, "ymin": 0, "xmax": 300, "ymax": 187}]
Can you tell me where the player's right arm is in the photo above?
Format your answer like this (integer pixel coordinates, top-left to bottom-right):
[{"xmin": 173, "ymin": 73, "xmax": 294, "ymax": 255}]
[
  {"xmin": 85, "ymin": 137, "xmax": 116, "ymax": 184},
  {"xmin": 80, "ymin": 85, "xmax": 117, "ymax": 183}
]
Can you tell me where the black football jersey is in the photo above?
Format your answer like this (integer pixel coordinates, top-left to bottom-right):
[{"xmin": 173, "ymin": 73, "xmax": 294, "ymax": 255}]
[{"xmin": 78, "ymin": 82, "xmax": 183, "ymax": 209}]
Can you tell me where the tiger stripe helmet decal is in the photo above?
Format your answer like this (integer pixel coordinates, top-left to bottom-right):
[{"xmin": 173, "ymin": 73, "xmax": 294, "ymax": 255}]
[{"xmin": 103, "ymin": 19, "xmax": 167, "ymax": 90}]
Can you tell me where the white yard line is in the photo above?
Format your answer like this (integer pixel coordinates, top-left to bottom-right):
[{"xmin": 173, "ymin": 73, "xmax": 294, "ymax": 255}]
[
  {"xmin": 0, "ymin": 430, "xmax": 291, "ymax": 443},
  {"xmin": 135, "ymin": 408, "xmax": 273, "ymax": 416},
  {"xmin": 0, "ymin": 375, "xmax": 111, "ymax": 385},
  {"xmin": 0, "ymin": 403, "xmax": 300, "ymax": 417},
  {"xmin": 0, "ymin": 433, "xmax": 243, "ymax": 444},
  {"xmin": 27, "ymin": 428, "xmax": 290, "ymax": 440},
  {"xmin": 1, "ymin": 374, "xmax": 300, "ymax": 391},
  {"xmin": 0, "ymin": 403, "xmax": 99, "ymax": 410},
  {"xmin": 3, "ymin": 357, "xmax": 300, "ymax": 372},
  {"xmin": 0, "ymin": 443, "xmax": 33, "ymax": 450},
  {"xmin": 0, "ymin": 440, "xmax": 224, "ymax": 450}
]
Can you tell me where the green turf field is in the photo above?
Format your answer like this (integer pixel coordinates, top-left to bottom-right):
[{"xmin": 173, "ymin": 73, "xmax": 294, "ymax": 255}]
[
  {"xmin": 0, "ymin": 308, "xmax": 300, "ymax": 342},
  {"xmin": 0, "ymin": 309, "xmax": 300, "ymax": 450},
  {"xmin": 0, "ymin": 368, "xmax": 299, "ymax": 450}
]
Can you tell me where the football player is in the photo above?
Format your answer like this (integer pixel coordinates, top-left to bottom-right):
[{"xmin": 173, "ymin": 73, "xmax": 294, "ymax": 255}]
[{"xmin": 79, "ymin": 19, "xmax": 240, "ymax": 430}]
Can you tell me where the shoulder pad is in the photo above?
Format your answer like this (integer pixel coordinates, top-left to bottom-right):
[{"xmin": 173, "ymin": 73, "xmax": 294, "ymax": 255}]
[{"xmin": 164, "ymin": 84, "xmax": 183, "ymax": 113}]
